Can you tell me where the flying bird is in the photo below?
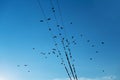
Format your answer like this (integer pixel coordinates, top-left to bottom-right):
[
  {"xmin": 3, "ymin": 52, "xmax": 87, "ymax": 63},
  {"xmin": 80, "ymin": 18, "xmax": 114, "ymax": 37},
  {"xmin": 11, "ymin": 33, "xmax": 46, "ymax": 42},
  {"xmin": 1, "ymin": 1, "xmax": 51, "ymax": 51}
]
[
  {"xmin": 91, "ymin": 45, "xmax": 95, "ymax": 47},
  {"xmin": 53, "ymin": 10, "xmax": 55, "ymax": 12},
  {"xmin": 49, "ymin": 28, "xmax": 51, "ymax": 31},
  {"xmin": 102, "ymin": 70, "xmax": 105, "ymax": 72},
  {"xmin": 87, "ymin": 40, "xmax": 90, "ymax": 42},
  {"xmin": 40, "ymin": 20, "xmax": 44, "ymax": 22},
  {"xmin": 59, "ymin": 33, "xmax": 62, "ymax": 35},
  {"xmin": 52, "ymin": 7, "xmax": 54, "ymax": 10},
  {"xmin": 17, "ymin": 65, "xmax": 20, "ymax": 67},
  {"xmin": 90, "ymin": 58, "xmax": 93, "ymax": 60},
  {"xmin": 32, "ymin": 48, "xmax": 35, "ymax": 50},
  {"xmin": 101, "ymin": 42, "xmax": 104, "ymax": 44},
  {"xmin": 72, "ymin": 36, "xmax": 74, "ymax": 39},
  {"xmin": 57, "ymin": 25, "xmax": 60, "ymax": 27},
  {"xmin": 70, "ymin": 22, "xmax": 72, "ymax": 24},
  {"xmin": 24, "ymin": 65, "xmax": 28, "ymax": 67},
  {"xmin": 53, "ymin": 36, "xmax": 57, "ymax": 38},
  {"xmin": 47, "ymin": 18, "xmax": 51, "ymax": 20},
  {"xmin": 96, "ymin": 51, "xmax": 99, "ymax": 53},
  {"xmin": 60, "ymin": 27, "xmax": 63, "ymax": 29}
]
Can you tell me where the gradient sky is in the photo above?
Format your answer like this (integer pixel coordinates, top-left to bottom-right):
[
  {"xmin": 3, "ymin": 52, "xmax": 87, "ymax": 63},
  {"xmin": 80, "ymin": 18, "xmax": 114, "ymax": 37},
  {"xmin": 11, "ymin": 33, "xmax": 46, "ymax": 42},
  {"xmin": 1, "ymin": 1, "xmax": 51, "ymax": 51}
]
[{"xmin": 0, "ymin": 0, "xmax": 120, "ymax": 80}]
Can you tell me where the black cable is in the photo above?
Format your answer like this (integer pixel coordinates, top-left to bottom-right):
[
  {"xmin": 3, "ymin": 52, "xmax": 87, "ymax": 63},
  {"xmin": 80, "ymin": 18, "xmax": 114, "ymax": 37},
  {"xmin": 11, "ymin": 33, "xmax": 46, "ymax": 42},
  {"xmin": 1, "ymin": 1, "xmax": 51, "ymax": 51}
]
[
  {"xmin": 36, "ymin": 1, "xmax": 72, "ymax": 80},
  {"xmin": 50, "ymin": 0, "xmax": 78, "ymax": 80}
]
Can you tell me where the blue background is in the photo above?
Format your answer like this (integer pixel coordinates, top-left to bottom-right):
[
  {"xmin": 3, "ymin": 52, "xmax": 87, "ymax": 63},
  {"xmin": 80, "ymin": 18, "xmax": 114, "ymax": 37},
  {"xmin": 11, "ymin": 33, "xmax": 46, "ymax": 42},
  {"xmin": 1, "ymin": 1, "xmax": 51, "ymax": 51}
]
[{"xmin": 0, "ymin": 0, "xmax": 120, "ymax": 80}]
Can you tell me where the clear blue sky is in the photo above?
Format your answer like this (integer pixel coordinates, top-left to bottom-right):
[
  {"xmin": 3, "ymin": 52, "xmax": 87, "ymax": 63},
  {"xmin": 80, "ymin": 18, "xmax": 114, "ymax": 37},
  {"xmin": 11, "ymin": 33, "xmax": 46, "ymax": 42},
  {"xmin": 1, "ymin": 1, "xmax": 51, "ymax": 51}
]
[{"xmin": 0, "ymin": 0, "xmax": 120, "ymax": 80}]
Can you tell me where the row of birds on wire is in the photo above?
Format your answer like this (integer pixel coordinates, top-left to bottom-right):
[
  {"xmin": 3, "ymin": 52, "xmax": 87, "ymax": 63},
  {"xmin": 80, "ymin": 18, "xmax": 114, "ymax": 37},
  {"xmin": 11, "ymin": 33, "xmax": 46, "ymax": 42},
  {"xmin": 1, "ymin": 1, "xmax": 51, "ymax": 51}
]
[{"xmin": 17, "ymin": 0, "xmax": 105, "ymax": 79}]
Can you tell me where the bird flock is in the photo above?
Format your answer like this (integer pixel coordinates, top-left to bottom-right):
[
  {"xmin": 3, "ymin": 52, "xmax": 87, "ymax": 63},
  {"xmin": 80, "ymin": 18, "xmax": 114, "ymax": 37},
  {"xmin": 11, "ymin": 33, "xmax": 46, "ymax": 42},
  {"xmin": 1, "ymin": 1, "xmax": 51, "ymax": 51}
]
[{"xmin": 17, "ymin": 0, "xmax": 106, "ymax": 80}]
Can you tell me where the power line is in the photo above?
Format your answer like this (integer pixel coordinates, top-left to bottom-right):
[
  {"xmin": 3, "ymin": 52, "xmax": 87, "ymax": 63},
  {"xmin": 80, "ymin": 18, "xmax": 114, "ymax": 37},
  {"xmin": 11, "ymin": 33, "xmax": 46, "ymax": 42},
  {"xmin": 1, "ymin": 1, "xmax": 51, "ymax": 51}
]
[
  {"xmin": 49, "ymin": 0, "xmax": 79, "ymax": 80},
  {"xmin": 36, "ymin": 0, "xmax": 73, "ymax": 80},
  {"xmin": 56, "ymin": 0, "xmax": 79, "ymax": 80}
]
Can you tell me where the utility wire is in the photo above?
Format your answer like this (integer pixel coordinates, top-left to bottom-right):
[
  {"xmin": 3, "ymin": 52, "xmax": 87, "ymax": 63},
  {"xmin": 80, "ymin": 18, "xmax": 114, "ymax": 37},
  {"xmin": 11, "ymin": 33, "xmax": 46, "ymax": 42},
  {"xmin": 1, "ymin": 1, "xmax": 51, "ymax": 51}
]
[
  {"xmin": 36, "ymin": 0, "xmax": 72, "ymax": 80},
  {"xmin": 56, "ymin": 0, "xmax": 79, "ymax": 80},
  {"xmin": 49, "ymin": 0, "xmax": 78, "ymax": 80}
]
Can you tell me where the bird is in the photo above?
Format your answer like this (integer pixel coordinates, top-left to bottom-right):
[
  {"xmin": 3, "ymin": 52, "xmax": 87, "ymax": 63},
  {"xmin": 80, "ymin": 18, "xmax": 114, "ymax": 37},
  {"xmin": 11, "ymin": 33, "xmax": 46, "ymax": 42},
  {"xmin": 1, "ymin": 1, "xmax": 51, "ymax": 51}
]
[
  {"xmin": 80, "ymin": 34, "xmax": 83, "ymax": 37},
  {"xmin": 74, "ymin": 42, "xmax": 77, "ymax": 45},
  {"xmin": 61, "ymin": 62, "xmax": 63, "ymax": 65},
  {"xmin": 32, "ymin": 48, "xmax": 35, "ymax": 50},
  {"xmin": 52, "ymin": 51, "xmax": 56, "ymax": 54},
  {"xmin": 60, "ymin": 27, "xmax": 63, "ymax": 29},
  {"xmin": 66, "ymin": 39, "xmax": 69, "ymax": 42},
  {"xmin": 91, "ymin": 45, "xmax": 95, "ymax": 47},
  {"xmin": 40, "ymin": 20, "xmax": 44, "ymax": 22},
  {"xmin": 55, "ymin": 43, "xmax": 57, "ymax": 46},
  {"xmin": 17, "ymin": 65, "xmax": 20, "ymax": 67},
  {"xmin": 52, "ymin": 48, "xmax": 56, "ymax": 51},
  {"xmin": 47, "ymin": 18, "xmax": 51, "ymax": 20},
  {"xmin": 62, "ymin": 38, "xmax": 65, "ymax": 40},
  {"xmin": 66, "ymin": 45, "xmax": 68, "ymax": 47},
  {"xmin": 96, "ymin": 51, "xmax": 99, "ymax": 53},
  {"xmin": 59, "ymin": 33, "xmax": 62, "ymax": 35},
  {"xmin": 57, "ymin": 25, "xmax": 60, "ymax": 27},
  {"xmin": 53, "ymin": 10, "xmax": 55, "ymax": 12},
  {"xmin": 87, "ymin": 40, "xmax": 90, "ymax": 42},
  {"xmin": 102, "ymin": 70, "xmax": 105, "ymax": 72},
  {"xmin": 72, "ymin": 36, "xmax": 74, "ymax": 39},
  {"xmin": 40, "ymin": 52, "xmax": 46, "ymax": 55},
  {"xmin": 90, "ymin": 58, "xmax": 93, "ymax": 60},
  {"xmin": 57, "ymin": 55, "xmax": 59, "ymax": 57},
  {"xmin": 24, "ymin": 65, "xmax": 28, "ymax": 67},
  {"xmin": 49, "ymin": 28, "xmax": 51, "ymax": 31},
  {"xmin": 101, "ymin": 42, "xmax": 104, "ymax": 44},
  {"xmin": 52, "ymin": 7, "xmax": 54, "ymax": 10},
  {"xmin": 48, "ymin": 52, "xmax": 51, "ymax": 55},
  {"xmin": 53, "ymin": 36, "xmax": 57, "ymax": 38}
]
